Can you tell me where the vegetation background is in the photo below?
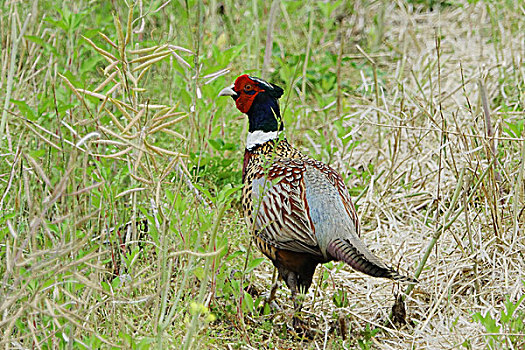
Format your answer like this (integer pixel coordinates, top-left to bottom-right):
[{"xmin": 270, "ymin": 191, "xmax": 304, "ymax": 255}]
[{"xmin": 0, "ymin": 0, "xmax": 523, "ymax": 348}]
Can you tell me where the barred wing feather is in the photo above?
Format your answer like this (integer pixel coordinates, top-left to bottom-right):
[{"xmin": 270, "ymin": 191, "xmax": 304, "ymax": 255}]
[{"xmin": 251, "ymin": 160, "xmax": 320, "ymax": 256}]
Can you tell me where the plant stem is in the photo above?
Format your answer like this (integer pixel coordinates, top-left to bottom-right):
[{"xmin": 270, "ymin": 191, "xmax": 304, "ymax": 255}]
[
  {"xmin": 261, "ymin": 0, "xmax": 280, "ymax": 79},
  {"xmin": 1, "ymin": 8, "xmax": 31, "ymax": 141},
  {"xmin": 406, "ymin": 158, "xmax": 495, "ymax": 296}
]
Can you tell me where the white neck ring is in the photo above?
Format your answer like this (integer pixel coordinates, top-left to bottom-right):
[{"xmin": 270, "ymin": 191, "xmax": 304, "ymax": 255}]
[{"xmin": 246, "ymin": 130, "xmax": 283, "ymax": 150}]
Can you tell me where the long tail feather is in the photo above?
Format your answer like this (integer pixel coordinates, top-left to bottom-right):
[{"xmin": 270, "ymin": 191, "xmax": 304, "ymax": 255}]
[{"xmin": 326, "ymin": 238, "xmax": 417, "ymax": 283}]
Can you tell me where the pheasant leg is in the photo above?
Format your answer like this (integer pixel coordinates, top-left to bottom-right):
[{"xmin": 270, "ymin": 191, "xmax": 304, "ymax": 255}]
[{"xmin": 282, "ymin": 272, "xmax": 306, "ymax": 331}]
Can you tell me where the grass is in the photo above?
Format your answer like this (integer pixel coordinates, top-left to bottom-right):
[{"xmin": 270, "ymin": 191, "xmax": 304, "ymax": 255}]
[{"xmin": 1, "ymin": 0, "xmax": 524, "ymax": 348}]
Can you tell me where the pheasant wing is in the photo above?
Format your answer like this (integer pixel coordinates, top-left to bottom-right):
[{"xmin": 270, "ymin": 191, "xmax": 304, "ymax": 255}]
[{"xmin": 250, "ymin": 159, "xmax": 321, "ymax": 256}]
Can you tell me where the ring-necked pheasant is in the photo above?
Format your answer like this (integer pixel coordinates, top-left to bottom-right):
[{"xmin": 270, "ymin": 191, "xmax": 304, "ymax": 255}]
[{"xmin": 219, "ymin": 74, "xmax": 415, "ymax": 327}]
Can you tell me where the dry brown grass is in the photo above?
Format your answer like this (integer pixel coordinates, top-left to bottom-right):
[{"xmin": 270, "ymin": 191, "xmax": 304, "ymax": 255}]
[{"xmin": 265, "ymin": 1, "xmax": 525, "ymax": 348}]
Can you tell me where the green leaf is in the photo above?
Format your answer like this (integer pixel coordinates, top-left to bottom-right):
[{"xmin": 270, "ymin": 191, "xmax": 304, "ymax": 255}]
[
  {"xmin": 472, "ymin": 311, "xmax": 500, "ymax": 334},
  {"xmin": 333, "ymin": 288, "xmax": 348, "ymax": 308},
  {"xmin": 263, "ymin": 302, "xmax": 271, "ymax": 315},
  {"xmin": 119, "ymin": 331, "xmax": 133, "ymax": 347},
  {"xmin": 244, "ymin": 257, "xmax": 265, "ymax": 274},
  {"xmin": 243, "ymin": 291, "xmax": 254, "ymax": 313},
  {"xmin": 216, "ymin": 183, "xmax": 242, "ymax": 206},
  {"xmin": 504, "ymin": 119, "xmax": 524, "ymax": 138},
  {"xmin": 230, "ymin": 279, "xmax": 240, "ymax": 296},
  {"xmin": 194, "ymin": 267, "xmax": 205, "ymax": 281},
  {"xmin": 29, "ymin": 149, "xmax": 46, "ymax": 159},
  {"xmin": 192, "ymin": 183, "xmax": 213, "ymax": 203},
  {"xmin": 24, "ymin": 35, "xmax": 59, "ymax": 55},
  {"xmin": 11, "ymin": 99, "xmax": 36, "ymax": 120},
  {"xmin": 208, "ymin": 138, "xmax": 225, "ymax": 151},
  {"xmin": 62, "ymin": 70, "xmax": 82, "ymax": 87},
  {"xmin": 101, "ymin": 281, "xmax": 111, "ymax": 292},
  {"xmin": 44, "ymin": 17, "xmax": 68, "ymax": 32},
  {"xmin": 111, "ymin": 276, "xmax": 121, "ymax": 289},
  {"xmin": 501, "ymin": 294, "xmax": 525, "ymax": 323},
  {"xmin": 226, "ymin": 250, "xmax": 244, "ymax": 261}
]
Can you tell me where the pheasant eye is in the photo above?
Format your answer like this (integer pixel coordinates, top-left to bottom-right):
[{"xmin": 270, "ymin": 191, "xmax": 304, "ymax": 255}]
[{"xmin": 244, "ymin": 84, "xmax": 253, "ymax": 91}]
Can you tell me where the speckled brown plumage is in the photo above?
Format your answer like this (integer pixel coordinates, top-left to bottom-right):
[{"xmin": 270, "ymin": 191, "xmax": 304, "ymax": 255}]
[
  {"xmin": 241, "ymin": 137, "xmax": 411, "ymax": 290},
  {"xmin": 242, "ymin": 138, "xmax": 324, "ymax": 292}
]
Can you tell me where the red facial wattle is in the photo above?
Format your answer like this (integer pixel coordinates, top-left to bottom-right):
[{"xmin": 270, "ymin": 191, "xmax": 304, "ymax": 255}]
[
  {"xmin": 233, "ymin": 75, "xmax": 265, "ymax": 113},
  {"xmin": 235, "ymin": 93, "xmax": 257, "ymax": 113}
]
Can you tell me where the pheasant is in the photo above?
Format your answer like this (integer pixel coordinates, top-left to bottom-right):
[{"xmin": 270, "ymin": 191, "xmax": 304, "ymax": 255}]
[{"xmin": 219, "ymin": 74, "xmax": 415, "ymax": 327}]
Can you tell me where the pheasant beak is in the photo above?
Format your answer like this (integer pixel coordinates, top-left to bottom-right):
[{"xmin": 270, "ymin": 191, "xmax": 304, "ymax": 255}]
[{"xmin": 218, "ymin": 85, "xmax": 238, "ymax": 97}]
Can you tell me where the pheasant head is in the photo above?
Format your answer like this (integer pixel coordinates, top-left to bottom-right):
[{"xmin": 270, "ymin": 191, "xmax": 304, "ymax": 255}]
[{"xmin": 219, "ymin": 75, "xmax": 285, "ymax": 149}]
